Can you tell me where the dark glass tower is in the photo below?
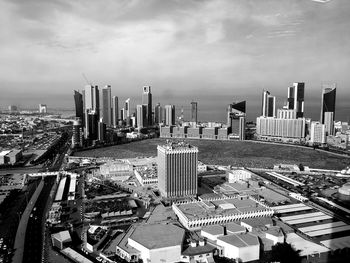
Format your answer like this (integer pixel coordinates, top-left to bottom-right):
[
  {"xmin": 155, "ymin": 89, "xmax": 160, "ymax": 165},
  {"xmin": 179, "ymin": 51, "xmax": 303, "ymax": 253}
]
[
  {"xmin": 320, "ymin": 84, "xmax": 336, "ymax": 124},
  {"xmin": 73, "ymin": 90, "xmax": 84, "ymax": 125}
]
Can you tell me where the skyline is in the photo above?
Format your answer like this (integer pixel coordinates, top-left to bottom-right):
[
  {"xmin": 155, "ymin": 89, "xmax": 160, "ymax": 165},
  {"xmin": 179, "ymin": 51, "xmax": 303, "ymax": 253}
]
[{"xmin": 1, "ymin": 0, "xmax": 350, "ymax": 121}]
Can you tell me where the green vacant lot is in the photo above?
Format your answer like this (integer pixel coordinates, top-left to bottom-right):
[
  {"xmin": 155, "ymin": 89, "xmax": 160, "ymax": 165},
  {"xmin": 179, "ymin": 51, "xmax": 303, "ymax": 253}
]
[{"xmin": 74, "ymin": 139, "xmax": 350, "ymax": 169}]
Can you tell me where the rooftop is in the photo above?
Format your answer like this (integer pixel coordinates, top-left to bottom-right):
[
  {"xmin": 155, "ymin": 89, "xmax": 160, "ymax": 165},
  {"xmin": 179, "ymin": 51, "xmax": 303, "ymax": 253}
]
[
  {"xmin": 158, "ymin": 141, "xmax": 198, "ymax": 151},
  {"xmin": 51, "ymin": 230, "xmax": 71, "ymax": 242},
  {"xmin": 201, "ymin": 225, "xmax": 224, "ymax": 236},
  {"xmin": 176, "ymin": 198, "xmax": 270, "ymax": 220},
  {"xmin": 226, "ymin": 222, "xmax": 246, "ymax": 234},
  {"xmin": 129, "ymin": 224, "xmax": 185, "ymax": 250},
  {"xmin": 182, "ymin": 243, "xmax": 216, "ymax": 256},
  {"xmin": 217, "ymin": 233, "xmax": 259, "ymax": 248}
]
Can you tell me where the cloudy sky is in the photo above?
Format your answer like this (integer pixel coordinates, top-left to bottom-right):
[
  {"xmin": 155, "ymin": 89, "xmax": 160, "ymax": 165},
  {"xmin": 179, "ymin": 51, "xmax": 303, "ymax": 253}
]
[{"xmin": 0, "ymin": 0, "xmax": 349, "ymax": 121}]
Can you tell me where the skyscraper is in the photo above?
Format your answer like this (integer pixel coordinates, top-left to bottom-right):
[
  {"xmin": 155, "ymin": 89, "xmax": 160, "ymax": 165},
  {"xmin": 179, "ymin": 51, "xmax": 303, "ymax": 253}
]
[
  {"xmin": 227, "ymin": 101, "xmax": 246, "ymax": 140},
  {"xmin": 324, "ymin": 111, "xmax": 334, "ymax": 135},
  {"xmin": 84, "ymin": 85, "xmax": 99, "ymax": 139},
  {"xmin": 154, "ymin": 103, "xmax": 162, "ymax": 125},
  {"xmin": 142, "ymin": 86, "xmax": 152, "ymax": 126},
  {"xmin": 136, "ymin": 104, "xmax": 147, "ymax": 128},
  {"xmin": 287, "ymin": 82, "xmax": 304, "ymax": 118},
  {"xmin": 100, "ymin": 85, "xmax": 112, "ymax": 126},
  {"xmin": 72, "ymin": 119, "xmax": 83, "ymax": 148},
  {"xmin": 165, "ymin": 105, "xmax": 175, "ymax": 126},
  {"xmin": 157, "ymin": 141, "xmax": 198, "ymax": 199},
  {"xmin": 320, "ymin": 84, "xmax": 336, "ymax": 124},
  {"xmin": 191, "ymin": 101, "xmax": 198, "ymax": 123},
  {"xmin": 73, "ymin": 90, "xmax": 84, "ymax": 125},
  {"xmin": 262, "ymin": 90, "xmax": 276, "ymax": 117},
  {"xmin": 125, "ymin": 98, "xmax": 131, "ymax": 119},
  {"xmin": 112, "ymin": 96, "xmax": 119, "ymax": 127}
]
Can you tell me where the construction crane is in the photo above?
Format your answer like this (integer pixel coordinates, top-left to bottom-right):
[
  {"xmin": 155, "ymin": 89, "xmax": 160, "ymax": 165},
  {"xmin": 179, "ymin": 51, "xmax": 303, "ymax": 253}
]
[{"xmin": 81, "ymin": 73, "xmax": 92, "ymax": 86}]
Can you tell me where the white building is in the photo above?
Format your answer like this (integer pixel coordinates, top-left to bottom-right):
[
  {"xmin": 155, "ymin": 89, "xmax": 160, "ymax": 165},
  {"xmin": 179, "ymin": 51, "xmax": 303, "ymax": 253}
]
[
  {"xmin": 228, "ymin": 169, "xmax": 252, "ymax": 183},
  {"xmin": 39, "ymin": 104, "xmax": 47, "ymax": 113},
  {"xmin": 217, "ymin": 233, "xmax": 260, "ymax": 262},
  {"xmin": 128, "ymin": 224, "xmax": 185, "ymax": 263},
  {"xmin": 310, "ymin": 121, "xmax": 326, "ymax": 144}
]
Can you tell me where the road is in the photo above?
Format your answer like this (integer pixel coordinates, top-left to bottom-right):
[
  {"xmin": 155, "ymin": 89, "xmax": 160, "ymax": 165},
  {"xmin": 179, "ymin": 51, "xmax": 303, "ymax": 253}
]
[
  {"xmin": 12, "ymin": 179, "xmax": 44, "ymax": 263},
  {"xmin": 22, "ymin": 176, "xmax": 55, "ymax": 263}
]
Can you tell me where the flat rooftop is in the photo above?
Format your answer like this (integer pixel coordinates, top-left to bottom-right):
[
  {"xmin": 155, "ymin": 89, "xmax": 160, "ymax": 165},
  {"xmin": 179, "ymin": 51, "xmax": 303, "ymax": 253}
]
[
  {"xmin": 176, "ymin": 198, "xmax": 270, "ymax": 220},
  {"xmin": 129, "ymin": 224, "xmax": 185, "ymax": 250},
  {"xmin": 217, "ymin": 233, "xmax": 259, "ymax": 247}
]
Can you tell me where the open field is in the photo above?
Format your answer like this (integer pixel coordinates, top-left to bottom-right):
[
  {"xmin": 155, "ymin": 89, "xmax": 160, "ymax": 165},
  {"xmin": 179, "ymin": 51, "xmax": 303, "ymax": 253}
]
[{"xmin": 74, "ymin": 139, "xmax": 350, "ymax": 169}]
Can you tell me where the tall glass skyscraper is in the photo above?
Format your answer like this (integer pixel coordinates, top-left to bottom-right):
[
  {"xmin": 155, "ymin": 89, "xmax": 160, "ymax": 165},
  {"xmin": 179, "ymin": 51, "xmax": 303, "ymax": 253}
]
[
  {"xmin": 73, "ymin": 90, "xmax": 84, "ymax": 125},
  {"xmin": 287, "ymin": 82, "xmax": 304, "ymax": 118},
  {"xmin": 100, "ymin": 85, "xmax": 112, "ymax": 126},
  {"xmin": 320, "ymin": 83, "xmax": 336, "ymax": 124},
  {"xmin": 142, "ymin": 86, "xmax": 152, "ymax": 126}
]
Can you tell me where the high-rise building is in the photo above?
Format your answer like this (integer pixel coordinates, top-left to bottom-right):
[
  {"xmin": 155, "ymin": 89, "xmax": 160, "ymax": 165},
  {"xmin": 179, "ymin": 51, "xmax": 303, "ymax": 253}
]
[
  {"xmin": 191, "ymin": 101, "xmax": 198, "ymax": 123},
  {"xmin": 165, "ymin": 105, "xmax": 175, "ymax": 126},
  {"xmin": 112, "ymin": 96, "xmax": 119, "ymax": 127},
  {"xmin": 262, "ymin": 90, "xmax": 276, "ymax": 117},
  {"xmin": 39, "ymin": 104, "xmax": 47, "ymax": 113},
  {"xmin": 74, "ymin": 90, "xmax": 84, "ymax": 126},
  {"xmin": 227, "ymin": 101, "xmax": 246, "ymax": 140},
  {"xmin": 310, "ymin": 121, "xmax": 326, "ymax": 144},
  {"xmin": 136, "ymin": 105, "xmax": 147, "ymax": 128},
  {"xmin": 8, "ymin": 105, "xmax": 18, "ymax": 112},
  {"xmin": 83, "ymin": 85, "xmax": 99, "ymax": 139},
  {"xmin": 154, "ymin": 103, "xmax": 162, "ymax": 125},
  {"xmin": 287, "ymin": 82, "xmax": 304, "ymax": 118},
  {"xmin": 72, "ymin": 119, "xmax": 83, "ymax": 148},
  {"xmin": 320, "ymin": 84, "xmax": 336, "ymax": 124},
  {"xmin": 157, "ymin": 142, "xmax": 198, "ymax": 199},
  {"xmin": 86, "ymin": 111, "xmax": 98, "ymax": 140},
  {"xmin": 100, "ymin": 85, "xmax": 112, "ymax": 126},
  {"xmin": 256, "ymin": 117, "xmax": 306, "ymax": 139},
  {"xmin": 324, "ymin": 111, "xmax": 334, "ymax": 135},
  {"xmin": 98, "ymin": 120, "xmax": 106, "ymax": 142},
  {"xmin": 142, "ymin": 86, "xmax": 152, "ymax": 126},
  {"xmin": 125, "ymin": 98, "xmax": 131, "ymax": 119}
]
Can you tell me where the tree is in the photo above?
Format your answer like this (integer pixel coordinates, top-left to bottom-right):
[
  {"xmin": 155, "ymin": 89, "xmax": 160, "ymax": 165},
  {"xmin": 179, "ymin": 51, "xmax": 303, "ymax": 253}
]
[{"xmin": 270, "ymin": 242, "xmax": 302, "ymax": 263}]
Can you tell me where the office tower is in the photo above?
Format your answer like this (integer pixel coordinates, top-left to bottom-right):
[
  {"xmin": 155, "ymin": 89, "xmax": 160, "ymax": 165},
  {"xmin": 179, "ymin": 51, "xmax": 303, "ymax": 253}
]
[
  {"xmin": 125, "ymin": 98, "xmax": 130, "ymax": 119},
  {"xmin": 154, "ymin": 103, "xmax": 162, "ymax": 125},
  {"xmin": 324, "ymin": 111, "xmax": 334, "ymax": 135},
  {"xmin": 98, "ymin": 120, "xmax": 106, "ymax": 142},
  {"xmin": 100, "ymin": 85, "xmax": 112, "ymax": 126},
  {"xmin": 287, "ymin": 82, "xmax": 304, "ymax": 118},
  {"xmin": 190, "ymin": 101, "xmax": 198, "ymax": 123},
  {"xmin": 72, "ymin": 119, "xmax": 83, "ymax": 148},
  {"xmin": 136, "ymin": 105, "xmax": 147, "ymax": 128},
  {"xmin": 142, "ymin": 86, "xmax": 152, "ymax": 126},
  {"xmin": 239, "ymin": 117, "xmax": 246, "ymax": 140},
  {"xmin": 262, "ymin": 90, "xmax": 276, "ymax": 117},
  {"xmin": 165, "ymin": 105, "xmax": 175, "ymax": 126},
  {"xmin": 320, "ymin": 84, "xmax": 336, "ymax": 124},
  {"xmin": 310, "ymin": 122, "xmax": 326, "ymax": 144},
  {"xmin": 39, "ymin": 104, "xmax": 47, "ymax": 113},
  {"xmin": 157, "ymin": 141, "xmax": 198, "ymax": 199},
  {"xmin": 112, "ymin": 96, "xmax": 119, "ymax": 127},
  {"xmin": 120, "ymin": 108, "xmax": 125, "ymax": 121},
  {"xmin": 227, "ymin": 101, "xmax": 246, "ymax": 140},
  {"xmin": 83, "ymin": 85, "xmax": 99, "ymax": 139},
  {"xmin": 74, "ymin": 90, "xmax": 84, "ymax": 126},
  {"xmin": 86, "ymin": 111, "xmax": 98, "ymax": 140}
]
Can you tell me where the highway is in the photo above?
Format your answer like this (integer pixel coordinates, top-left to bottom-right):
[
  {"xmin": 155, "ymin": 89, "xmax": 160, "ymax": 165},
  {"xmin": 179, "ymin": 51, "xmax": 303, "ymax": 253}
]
[{"xmin": 22, "ymin": 176, "xmax": 55, "ymax": 263}]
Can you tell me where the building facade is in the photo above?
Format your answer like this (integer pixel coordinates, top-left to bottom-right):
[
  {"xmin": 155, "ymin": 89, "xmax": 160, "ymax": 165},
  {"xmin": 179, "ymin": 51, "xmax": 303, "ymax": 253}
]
[
  {"xmin": 320, "ymin": 84, "xmax": 336, "ymax": 124},
  {"xmin": 165, "ymin": 105, "xmax": 176, "ymax": 126},
  {"xmin": 100, "ymin": 85, "xmax": 112, "ymax": 126},
  {"xmin": 157, "ymin": 142, "xmax": 198, "ymax": 199},
  {"xmin": 142, "ymin": 86, "xmax": 152, "ymax": 126},
  {"xmin": 287, "ymin": 82, "xmax": 305, "ymax": 118}
]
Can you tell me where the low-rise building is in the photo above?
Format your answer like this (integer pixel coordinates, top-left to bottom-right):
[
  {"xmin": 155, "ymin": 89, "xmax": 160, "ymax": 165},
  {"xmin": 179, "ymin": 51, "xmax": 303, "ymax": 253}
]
[
  {"xmin": 51, "ymin": 230, "xmax": 72, "ymax": 250},
  {"xmin": 217, "ymin": 233, "xmax": 260, "ymax": 262}
]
